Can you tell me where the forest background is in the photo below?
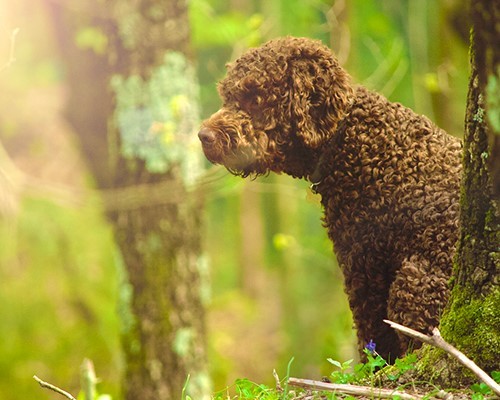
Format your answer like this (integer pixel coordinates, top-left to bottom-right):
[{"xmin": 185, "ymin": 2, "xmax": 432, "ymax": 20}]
[{"xmin": 0, "ymin": 0, "xmax": 470, "ymax": 399}]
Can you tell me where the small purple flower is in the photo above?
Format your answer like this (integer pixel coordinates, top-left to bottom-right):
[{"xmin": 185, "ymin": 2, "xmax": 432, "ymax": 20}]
[{"xmin": 365, "ymin": 340, "xmax": 376, "ymax": 354}]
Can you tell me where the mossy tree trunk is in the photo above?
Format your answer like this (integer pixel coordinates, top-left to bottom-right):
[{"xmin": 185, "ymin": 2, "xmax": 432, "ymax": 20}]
[
  {"xmin": 416, "ymin": 0, "xmax": 499, "ymax": 386},
  {"xmin": 46, "ymin": 1, "xmax": 210, "ymax": 399}
]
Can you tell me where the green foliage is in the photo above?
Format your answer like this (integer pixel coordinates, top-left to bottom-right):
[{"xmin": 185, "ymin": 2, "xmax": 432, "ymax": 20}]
[
  {"xmin": 182, "ymin": 374, "xmax": 191, "ymax": 400},
  {"xmin": 213, "ymin": 379, "xmax": 280, "ymax": 400},
  {"xmin": 210, "ymin": 353, "xmax": 419, "ymax": 399},
  {"xmin": 347, "ymin": 1, "xmax": 412, "ymax": 104},
  {"xmin": 357, "ymin": 350, "xmax": 388, "ymax": 377},
  {"xmin": 189, "ymin": 0, "xmax": 266, "ymax": 116},
  {"xmin": 274, "ymin": 0, "xmax": 330, "ymax": 39},
  {"xmin": 440, "ymin": 281, "xmax": 500, "ymax": 369},
  {"xmin": 470, "ymin": 371, "xmax": 500, "ymax": 399},
  {"xmin": 190, "ymin": 0, "xmax": 263, "ymax": 47},
  {"xmin": 328, "ymin": 350, "xmax": 417, "ymax": 385},
  {"xmin": 389, "ymin": 353, "xmax": 418, "ymax": 381},
  {"xmin": 111, "ymin": 52, "xmax": 202, "ymax": 182},
  {"xmin": 0, "ymin": 197, "xmax": 121, "ymax": 400},
  {"xmin": 235, "ymin": 379, "xmax": 278, "ymax": 399},
  {"xmin": 327, "ymin": 358, "xmax": 355, "ymax": 384},
  {"xmin": 283, "ymin": 357, "xmax": 295, "ymax": 398}
]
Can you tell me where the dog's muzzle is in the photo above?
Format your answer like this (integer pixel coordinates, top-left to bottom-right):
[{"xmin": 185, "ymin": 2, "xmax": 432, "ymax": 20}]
[{"xmin": 198, "ymin": 127, "xmax": 216, "ymax": 146}]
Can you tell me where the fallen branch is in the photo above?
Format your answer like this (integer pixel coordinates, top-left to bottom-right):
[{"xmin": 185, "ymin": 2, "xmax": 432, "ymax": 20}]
[
  {"xmin": 33, "ymin": 375, "xmax": 76, "ymax": 400},
  {"xmin": 287, "ymin": 377, "xmax": 423, "ymax": 399},
  {"xmin": 384, "ymin": 319, "xmax": 500, "ymax": 397}
]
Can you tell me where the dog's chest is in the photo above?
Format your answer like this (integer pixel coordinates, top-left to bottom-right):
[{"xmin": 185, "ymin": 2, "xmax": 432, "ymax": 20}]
[{"xmin": 312, "ymin": 138, "xmax": 420, "ymax": 255}]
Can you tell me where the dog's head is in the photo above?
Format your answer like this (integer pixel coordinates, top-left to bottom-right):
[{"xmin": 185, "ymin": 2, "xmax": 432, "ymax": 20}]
[{"xmin": 199, "ymin": 37, "xmax": 353, "ymax": 178}]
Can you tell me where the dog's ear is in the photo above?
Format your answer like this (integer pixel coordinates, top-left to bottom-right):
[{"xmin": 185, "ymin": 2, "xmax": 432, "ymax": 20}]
[
  {"xmin": 288, "ymin": 61, "xmax": 317, "ymax": 146},
  {"xmin": 288, "ymin": 57, "xmax": 353, "ymax": 149}
]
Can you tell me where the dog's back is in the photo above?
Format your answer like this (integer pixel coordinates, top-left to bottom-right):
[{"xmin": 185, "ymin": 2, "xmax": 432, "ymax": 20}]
[{"xmin": 313, "ymin": 86, "xmax": 462, "ymax": 359}]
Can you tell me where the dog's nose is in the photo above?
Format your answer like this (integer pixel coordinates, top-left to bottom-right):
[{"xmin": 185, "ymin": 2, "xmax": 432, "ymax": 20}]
[{"xmin": 198, "ymin": 127, "xmax": 216, "ymax": 144}]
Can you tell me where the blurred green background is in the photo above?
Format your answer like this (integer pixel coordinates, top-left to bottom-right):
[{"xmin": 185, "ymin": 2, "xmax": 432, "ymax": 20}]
[{"xmin": 0, "ymin": 0, "xmax": 468, "ymax": 398}]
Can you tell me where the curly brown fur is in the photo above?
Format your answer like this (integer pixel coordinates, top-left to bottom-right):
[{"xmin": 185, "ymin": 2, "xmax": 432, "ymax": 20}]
[{"xmin": 199, "ymin": 37, "xmax": 462, "ymax": 362}]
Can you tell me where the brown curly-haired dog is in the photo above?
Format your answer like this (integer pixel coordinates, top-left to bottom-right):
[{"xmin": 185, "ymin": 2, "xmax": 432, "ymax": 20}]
[{"xmin": 199, "ymin": 37, "xmax": 462, "ymax": 361}]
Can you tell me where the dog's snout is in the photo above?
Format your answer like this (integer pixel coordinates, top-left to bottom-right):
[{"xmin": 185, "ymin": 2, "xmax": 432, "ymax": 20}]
[{"xmin": 198, "ymin": 127, "xmax": 216, "ymax": 144}]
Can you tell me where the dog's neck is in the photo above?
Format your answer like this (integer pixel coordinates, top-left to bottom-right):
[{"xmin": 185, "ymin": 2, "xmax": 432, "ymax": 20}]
[
  {"xmin": 307, "ymin": 123, "xmax": 346, "ymax": 190},
  {"xmin": 281, "ymin": 147, "xmax": 324, "ymax": 179}
]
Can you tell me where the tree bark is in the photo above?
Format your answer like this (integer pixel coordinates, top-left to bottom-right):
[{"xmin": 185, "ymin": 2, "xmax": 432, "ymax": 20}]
[
  {"xmin": 46, "ymin": 1, "xmax": 209, "ymax": 399},
  {"xmin": 415, "ymin": 0, "xmax": 499, "ymax": 386}
]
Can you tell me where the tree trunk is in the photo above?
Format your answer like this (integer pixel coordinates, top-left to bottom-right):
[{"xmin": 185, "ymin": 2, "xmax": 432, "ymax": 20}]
[
  {"xmin": 46, "ymin": 1, "xmax": 210, "ymax": 399},
  {"xmin": 416, "ymin": 0, "xmax": 499, "ymax": 386}
]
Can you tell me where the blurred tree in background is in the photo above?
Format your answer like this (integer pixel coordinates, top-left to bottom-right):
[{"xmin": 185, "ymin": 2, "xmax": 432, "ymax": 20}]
[
  {"xmin": 0, "ymin": 0, "xmax": 469, "ymax": 399},
  {"xmin": 45, "ymin": 0, "xmax": 209, "ymax": 399}
]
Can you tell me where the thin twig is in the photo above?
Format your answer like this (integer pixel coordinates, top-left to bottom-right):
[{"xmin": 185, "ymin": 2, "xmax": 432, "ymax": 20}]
[
  {"xmin": 33, "ymin": 375, "xmax": 77, "ymax": 400},
  {"xmin": 288, "ymin": 377, "xmax": 423, "ymax": 399},
  {"xmin": 384, "ymin": 319, "xmax": 500, "ymax": 397}
]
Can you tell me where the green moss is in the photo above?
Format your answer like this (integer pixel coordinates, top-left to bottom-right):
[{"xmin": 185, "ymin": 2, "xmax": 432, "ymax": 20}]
[
  {"xmin": 416, "ymin": 344, "xmax": 482, "ymax": 390},
  {"xmin": 484, "ymin": 208, "xmax": 496, "ymax": 231},
  {"xmin": 111, "ymin": 52, "xmax": 203, "ymax": 183},
  {"xmin": 115, "ymin": 248, "xmax": 133, "ymax": 327},
  {"xmin": 414, "ymin": 280, "xmax": 500, "ymax": 387},
  {"xmin": 173, "ymin": 327, "xmax": 195, "ymax": 357},
  {"xmin": 416, "ymin": 345, "xmax": 449, "ymax": 380},
  {"xmin": 440, "ymin": 285, "xmax": 500, "ymax": 370},
  {"xmin": 473, "ymin": 106, "xmax": 485, "ymax": 123}
]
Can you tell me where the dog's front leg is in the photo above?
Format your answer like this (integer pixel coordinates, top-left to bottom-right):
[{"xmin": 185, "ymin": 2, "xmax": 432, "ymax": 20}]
[{"xmin": 341, "ymin": 255, "xmax": 403, "ymax": 362}]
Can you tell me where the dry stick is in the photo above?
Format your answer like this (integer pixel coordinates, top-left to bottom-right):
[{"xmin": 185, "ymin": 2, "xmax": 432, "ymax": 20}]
[
  {"xmin": 287, "ymin": 377, "xmax": 423, "ymax": 400},
  {"xmin": 383, "ymin": 319, "xmax": 500, "ymax": 397},
  {"xmin": 33, "ymin": 375, "xmax": 77, "ymax": 400}
]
